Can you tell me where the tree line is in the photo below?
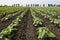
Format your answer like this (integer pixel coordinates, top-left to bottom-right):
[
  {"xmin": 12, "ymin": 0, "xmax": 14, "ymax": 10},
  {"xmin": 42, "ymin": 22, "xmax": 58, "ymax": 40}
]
[
  {"xmin": 0, "ymin": 4, "xmax": 60, "ymax": 7},
  {"xmin": 26, "ymin": 4, "xmax": 60, "ymax": 7}
]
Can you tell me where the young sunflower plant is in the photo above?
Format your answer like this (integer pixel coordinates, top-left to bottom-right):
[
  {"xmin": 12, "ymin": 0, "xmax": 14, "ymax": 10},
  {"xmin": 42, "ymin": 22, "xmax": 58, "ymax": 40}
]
[{"xmin": 37, "ymin": 27, "xmax": 56, "ymax": 39}]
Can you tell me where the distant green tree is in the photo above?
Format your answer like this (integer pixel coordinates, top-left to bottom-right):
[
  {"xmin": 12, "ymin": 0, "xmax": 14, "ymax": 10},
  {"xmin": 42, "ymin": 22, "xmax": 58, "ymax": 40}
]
[
  {"xmin": 43, "ymin": 4, "xmax": 45, "ymax": 7},
  {"xmin": 54, "ymin": 4, "xmax": 56, "ymax": 6},
  {"xmin": 18, "ymin": 4, "xmax": 20, "ymax": 6},
  {"xmin": 31, "ymin": 4, "xmax": 32, "ymax": 7},
  {"xmin": 27, "ymin": 4, "xmax": 29, "ymax": 7},
  {"xmin": 48, "ymin": 4, "xmax": 50, "ymax": 7},
  {"xmin": 58, "ymin": 5, "xmax": 60, "ymax": 7},
  {"xmin": 4, "ymin": 5, "xmax": 7, "ymax": 6},
  {"xmin": 33, "ymin": 4, "xmax": 35, "ymax": 7}
]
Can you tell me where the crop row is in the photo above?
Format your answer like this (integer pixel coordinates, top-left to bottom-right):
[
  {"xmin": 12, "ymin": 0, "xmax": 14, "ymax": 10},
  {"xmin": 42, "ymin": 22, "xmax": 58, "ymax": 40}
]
[
  {"xmin": 0, "ymin": 7, "xmax": 60, "ymax": 40},
  {"xmin": 32, "ymin": 7, "xmax": 60, "ymax": 28},
  {"xmin": 0, "ymin": 7, "xmax": 26, "ymax": 19},
  {"xmin": 31, "ymin": 9, "xmax": 56, "ymax": 39},
  {"xmin": 0, "ymin": 8, "xmax": 29, "ymax": 40}
]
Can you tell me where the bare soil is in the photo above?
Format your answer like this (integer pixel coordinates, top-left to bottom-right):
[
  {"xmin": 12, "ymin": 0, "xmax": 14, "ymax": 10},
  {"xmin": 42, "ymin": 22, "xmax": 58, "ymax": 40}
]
[{"xmin": 12, "ymin": 9, "xmax": 39, "ymax": 40}]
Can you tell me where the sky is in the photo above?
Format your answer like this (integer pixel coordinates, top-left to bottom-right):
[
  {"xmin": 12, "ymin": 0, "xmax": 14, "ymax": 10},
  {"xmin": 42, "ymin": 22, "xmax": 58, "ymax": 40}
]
[{"xmin": 0, "ymin": 0, "xmax": 60, "ymax": 6}]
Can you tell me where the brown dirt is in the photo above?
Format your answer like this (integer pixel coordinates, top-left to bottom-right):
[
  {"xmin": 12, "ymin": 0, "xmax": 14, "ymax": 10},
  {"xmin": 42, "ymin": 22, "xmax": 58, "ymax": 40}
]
[
  {"xmin": 12, "ymin": 9, "xmax": 39, "ymax": 40},
  {"xmin": 33, "ymin": 10, "xmax": 60, "ymax": 40}
]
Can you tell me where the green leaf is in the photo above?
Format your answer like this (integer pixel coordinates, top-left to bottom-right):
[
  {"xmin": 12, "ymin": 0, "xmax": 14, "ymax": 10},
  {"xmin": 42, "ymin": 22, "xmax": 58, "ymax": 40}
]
[
  {"xmin": 47, "ymin": 31, "xmax": 56, "ymax": 38},
  {"xmin": 37, "ymin": 27, "xmax": 46, "ymax": 39},
  {"xmin": 0, "ymin": 33, "xmax": 3, "ymax": 38},
  {"xmin": 4, "ymin": 37, "xmax": 10, "ymax": 40}
]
